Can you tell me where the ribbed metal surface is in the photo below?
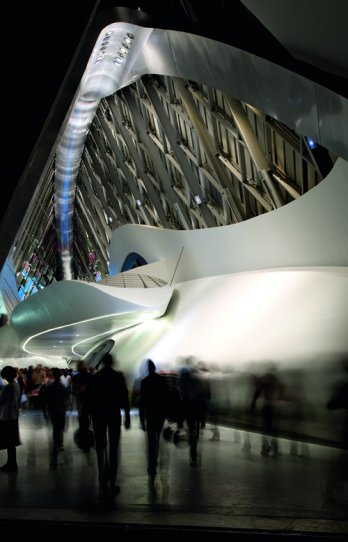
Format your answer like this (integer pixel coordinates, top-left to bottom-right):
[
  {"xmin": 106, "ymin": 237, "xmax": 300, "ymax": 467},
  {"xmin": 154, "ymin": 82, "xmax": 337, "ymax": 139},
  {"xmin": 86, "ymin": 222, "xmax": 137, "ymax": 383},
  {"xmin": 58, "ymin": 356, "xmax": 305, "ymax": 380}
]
[{"xmin": 99, "ymin": 273, "xmax": 167, "ymax": 288}]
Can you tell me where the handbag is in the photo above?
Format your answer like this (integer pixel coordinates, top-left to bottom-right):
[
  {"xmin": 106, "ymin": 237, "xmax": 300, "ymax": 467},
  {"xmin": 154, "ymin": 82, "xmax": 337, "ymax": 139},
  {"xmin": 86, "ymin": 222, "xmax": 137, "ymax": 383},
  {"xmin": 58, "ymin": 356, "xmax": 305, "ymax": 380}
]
[{"xmin": 73, "ymin": 427, "xmax": 95, "ymax": 451}]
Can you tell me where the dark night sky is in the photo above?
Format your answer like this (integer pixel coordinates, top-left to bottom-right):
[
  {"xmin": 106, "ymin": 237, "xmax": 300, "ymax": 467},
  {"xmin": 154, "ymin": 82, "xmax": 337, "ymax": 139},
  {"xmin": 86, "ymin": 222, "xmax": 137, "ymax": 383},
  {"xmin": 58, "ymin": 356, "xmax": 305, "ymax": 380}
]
[
  {"xmin": 3, "ymin": 2, "xmax": 97, "ymax": 218},
  {"xmin": 2, "ymin": 1, "xmax": 165, "ymax": 217}
]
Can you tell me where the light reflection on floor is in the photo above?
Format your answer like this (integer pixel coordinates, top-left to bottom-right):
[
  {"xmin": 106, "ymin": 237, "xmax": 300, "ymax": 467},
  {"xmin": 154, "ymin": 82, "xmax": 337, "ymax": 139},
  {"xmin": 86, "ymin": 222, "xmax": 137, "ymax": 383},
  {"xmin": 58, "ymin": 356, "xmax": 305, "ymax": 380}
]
[{"xmin": 0, "ymin": 409, "xmax": 347, "ymax": 533}]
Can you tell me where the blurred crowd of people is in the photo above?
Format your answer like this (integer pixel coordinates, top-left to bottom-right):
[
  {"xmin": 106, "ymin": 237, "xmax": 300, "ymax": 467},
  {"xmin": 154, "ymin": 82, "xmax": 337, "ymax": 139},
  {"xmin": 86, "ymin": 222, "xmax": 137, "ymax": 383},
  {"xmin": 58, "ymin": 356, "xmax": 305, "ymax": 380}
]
[{"xmin": 0, "ymin": 353, "xmax": 347, "ymax": 503}]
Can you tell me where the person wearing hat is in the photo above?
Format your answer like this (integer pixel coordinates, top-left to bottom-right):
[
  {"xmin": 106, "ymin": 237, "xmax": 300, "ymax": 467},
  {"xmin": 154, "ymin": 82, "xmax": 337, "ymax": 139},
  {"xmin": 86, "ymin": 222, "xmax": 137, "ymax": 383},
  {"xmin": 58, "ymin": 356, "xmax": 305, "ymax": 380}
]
[{"xmin": 0, "ymin": 366, "xmax": 21, "ymax": 472}]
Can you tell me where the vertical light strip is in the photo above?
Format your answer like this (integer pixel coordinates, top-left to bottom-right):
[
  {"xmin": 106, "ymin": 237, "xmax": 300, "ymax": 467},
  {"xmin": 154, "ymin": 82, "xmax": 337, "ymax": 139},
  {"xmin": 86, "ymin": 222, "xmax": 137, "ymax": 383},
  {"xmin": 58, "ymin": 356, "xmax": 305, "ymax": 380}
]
[{"xmin": 55, "ymin": 23, "xmax": 153, "ymax": 280}]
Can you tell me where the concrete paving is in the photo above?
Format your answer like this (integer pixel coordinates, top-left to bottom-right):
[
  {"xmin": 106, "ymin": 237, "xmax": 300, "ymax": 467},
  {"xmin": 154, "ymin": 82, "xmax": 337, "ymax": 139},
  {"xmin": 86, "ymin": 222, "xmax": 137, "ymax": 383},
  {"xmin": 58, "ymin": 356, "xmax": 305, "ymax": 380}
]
[{"xmin": 0, "ymin": 409, "xmax": 347, "ymax": 539}]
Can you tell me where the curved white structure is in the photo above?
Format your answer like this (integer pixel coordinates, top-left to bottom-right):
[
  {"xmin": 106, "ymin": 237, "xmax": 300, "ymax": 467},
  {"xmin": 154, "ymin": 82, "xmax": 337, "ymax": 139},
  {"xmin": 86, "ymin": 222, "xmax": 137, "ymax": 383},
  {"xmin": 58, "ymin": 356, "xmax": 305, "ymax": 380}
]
[
  {"xmin": 10, "ymin": 279, "xmax": 173, "ymax": 360},
  {"xmin": 1, "ymin": 12, "xmax": 347, "ymax": 446},
  {"xmin": 106, "ymin": 158, "xmax": 348, "ymax": 370},
  {"xmin": 103, "ymin": 159, "xmax": 348, "ymax": 446},
  {"xmin": 109, "ymin": 158, "xmax": 348, "ymax": 280},
  {"xmin": 55, "ymin": 24, "xmax": 153, "ymax": 279},
  {"xmin": 55, "ymin": 21, "xmax": 348, "ymax": 278},
  {"xmin": 8, "ymin": 157, "xmax": 348, "ymax": 368}
]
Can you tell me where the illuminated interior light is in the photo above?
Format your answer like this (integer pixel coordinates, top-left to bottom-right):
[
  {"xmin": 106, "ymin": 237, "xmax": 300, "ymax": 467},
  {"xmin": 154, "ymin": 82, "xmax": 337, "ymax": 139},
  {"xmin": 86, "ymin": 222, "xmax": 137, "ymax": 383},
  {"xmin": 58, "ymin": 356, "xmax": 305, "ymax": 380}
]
[
  {"xmin": 306, "ymin": 137, "xmax": 317, "ymax": 150},
  {"xmin": 194, "ymin": 195, "xmax": 202, "ymax": 205},
  {"xmin": 22, "ymin": 303, "xmax": 166, "ymax": 357}
]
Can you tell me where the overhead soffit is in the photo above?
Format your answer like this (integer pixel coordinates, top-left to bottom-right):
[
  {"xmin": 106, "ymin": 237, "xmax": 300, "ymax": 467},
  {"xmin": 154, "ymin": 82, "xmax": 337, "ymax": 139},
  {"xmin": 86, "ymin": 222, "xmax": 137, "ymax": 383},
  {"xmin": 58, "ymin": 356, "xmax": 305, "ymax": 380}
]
[{"xmin": 241, "ymin": 0, "xmax": 348, "ymax": 80}]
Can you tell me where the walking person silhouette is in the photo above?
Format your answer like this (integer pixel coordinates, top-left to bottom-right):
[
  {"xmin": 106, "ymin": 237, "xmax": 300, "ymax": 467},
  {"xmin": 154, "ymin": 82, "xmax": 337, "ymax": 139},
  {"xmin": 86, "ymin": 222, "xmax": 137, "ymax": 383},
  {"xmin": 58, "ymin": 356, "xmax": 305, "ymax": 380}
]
[
  {"xmin": 0, "ymin": 366, "xmax": 21, "ymax": 472},
  {"xmin": 139, "ymin": 359, "xmax": 167, "ymax": 484},
  {"xmin": 88, "ymin": 353, "xmax": 131, "ymax": 499}
]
